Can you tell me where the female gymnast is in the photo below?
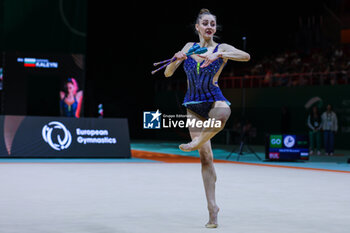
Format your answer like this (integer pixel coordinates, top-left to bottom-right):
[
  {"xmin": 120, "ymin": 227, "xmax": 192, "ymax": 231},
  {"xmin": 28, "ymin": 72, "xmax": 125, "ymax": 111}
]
[
  {"xmin": 164, "ymin": 9, "xmax": 250, "ymax": 228},
  {"xmin": 60, "ymin": 78, "xmax": 83, "ymax": 118}
]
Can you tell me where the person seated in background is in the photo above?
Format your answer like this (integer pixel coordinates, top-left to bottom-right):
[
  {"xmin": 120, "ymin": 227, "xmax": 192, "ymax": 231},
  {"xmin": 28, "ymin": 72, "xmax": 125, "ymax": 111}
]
[{"xmin": 307, "ymin": 106, "xmax": 322, "ymax": 155}]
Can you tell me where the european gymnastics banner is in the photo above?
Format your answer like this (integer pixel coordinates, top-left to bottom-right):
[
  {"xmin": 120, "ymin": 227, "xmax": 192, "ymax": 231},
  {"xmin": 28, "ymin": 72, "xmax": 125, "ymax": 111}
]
[{"xmin": 0, "ymin": 116, "xmax": 131, "ymax": 158}]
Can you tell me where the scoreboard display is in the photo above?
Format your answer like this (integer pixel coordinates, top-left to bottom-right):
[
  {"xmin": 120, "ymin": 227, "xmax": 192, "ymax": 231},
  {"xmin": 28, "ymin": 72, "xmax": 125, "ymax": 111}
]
[{"xmin": 266, "ymin": 134, "xmax": 309, "ymax": 161}]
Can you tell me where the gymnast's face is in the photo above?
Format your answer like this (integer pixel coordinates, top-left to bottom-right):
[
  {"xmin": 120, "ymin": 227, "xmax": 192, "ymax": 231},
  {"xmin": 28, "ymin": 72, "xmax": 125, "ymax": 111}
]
[
  {"xmin": 67, "ymin": 82, "xmax": 75, "ymax": 94},
  {"xmin": 196, "ymin": 14, "xmax": 217, "ymax": 40}
]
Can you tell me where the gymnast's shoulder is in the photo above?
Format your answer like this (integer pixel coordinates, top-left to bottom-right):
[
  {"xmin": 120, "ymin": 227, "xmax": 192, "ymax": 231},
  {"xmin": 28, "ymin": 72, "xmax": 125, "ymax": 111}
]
[{"xmin": 181, "ymin": 42, "xmax": 195, "ymax": 51}]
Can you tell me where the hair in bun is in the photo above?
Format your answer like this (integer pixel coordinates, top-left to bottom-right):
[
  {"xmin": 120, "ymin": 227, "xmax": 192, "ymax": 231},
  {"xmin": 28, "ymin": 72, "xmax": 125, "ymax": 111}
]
[
  {"xmin": 196, "ymin": 8, "xmax": 216, "ymax": 24},
  {"xmin": 199, "ymin": 8, "xmax": 210, "ymax": 15}
]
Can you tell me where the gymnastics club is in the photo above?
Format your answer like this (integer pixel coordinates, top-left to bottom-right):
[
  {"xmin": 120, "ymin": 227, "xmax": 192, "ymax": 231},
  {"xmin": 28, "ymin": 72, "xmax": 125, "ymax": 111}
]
[{"xmin": 151, "ymin": 47, "xmax": 207, "ymax": 75}]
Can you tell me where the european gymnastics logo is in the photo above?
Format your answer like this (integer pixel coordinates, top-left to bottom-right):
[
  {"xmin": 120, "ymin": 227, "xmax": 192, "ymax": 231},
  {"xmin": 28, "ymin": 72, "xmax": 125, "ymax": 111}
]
[{"xmin": 42, "ymin": 121, "xmax": 72, "ymax": 151}]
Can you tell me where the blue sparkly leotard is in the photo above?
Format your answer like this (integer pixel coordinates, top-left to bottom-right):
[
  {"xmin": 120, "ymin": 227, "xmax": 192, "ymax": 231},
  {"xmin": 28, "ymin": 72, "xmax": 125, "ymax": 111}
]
[
  {"xmin": 183, "ymin": 43, "xmax": 230, "ymax": 119},
  {"xmin": 60, "ymin": 96, "xmax": 78, "ymax": 117}
]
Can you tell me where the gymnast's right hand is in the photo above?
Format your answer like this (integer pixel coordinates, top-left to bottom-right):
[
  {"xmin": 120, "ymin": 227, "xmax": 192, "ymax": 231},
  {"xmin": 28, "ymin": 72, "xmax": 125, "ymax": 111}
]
[
  {"xmin": 164, "ymin": 50, "xmax": 187, "ymax": 77},
  {"xmin": 174, "ymin": 51, "xmax": 187, "ymax": 61}
]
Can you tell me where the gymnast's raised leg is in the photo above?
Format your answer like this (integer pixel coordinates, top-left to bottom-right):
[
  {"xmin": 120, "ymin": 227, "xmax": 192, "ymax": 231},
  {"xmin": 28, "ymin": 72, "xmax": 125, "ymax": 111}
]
[{"xmin": 180, "ymin": 101, "xmax": 231, "ymax": 152}]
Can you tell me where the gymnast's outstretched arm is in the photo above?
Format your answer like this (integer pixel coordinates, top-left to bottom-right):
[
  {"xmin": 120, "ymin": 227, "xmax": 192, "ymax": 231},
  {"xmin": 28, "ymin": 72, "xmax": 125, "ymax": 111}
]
[{"xmin": 164, "ymin": 42, "xmax": 193, "ymax": 77}]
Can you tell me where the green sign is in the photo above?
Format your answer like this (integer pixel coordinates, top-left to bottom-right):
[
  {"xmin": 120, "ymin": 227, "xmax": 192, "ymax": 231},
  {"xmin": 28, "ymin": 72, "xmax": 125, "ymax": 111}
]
[{"xmin": 270, "ymin": 135, "xmax": 282, "ymax": 148}]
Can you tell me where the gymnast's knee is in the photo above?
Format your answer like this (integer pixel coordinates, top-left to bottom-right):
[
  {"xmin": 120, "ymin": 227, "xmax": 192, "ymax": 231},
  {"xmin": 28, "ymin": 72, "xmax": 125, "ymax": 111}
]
[
  {"xmin": 215, "ymin": 113, "xmax": 230, "ymax": 128},
  {"xmin": 212, "ymin": 108, "xmax": 230, "ymax": 124},
  {"xmin": 199, "ymin": 149, "xmax": 213, "ymax": 166}
]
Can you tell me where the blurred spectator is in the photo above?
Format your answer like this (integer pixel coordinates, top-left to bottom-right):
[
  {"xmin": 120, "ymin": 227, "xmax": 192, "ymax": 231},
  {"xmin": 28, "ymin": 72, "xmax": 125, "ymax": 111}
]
[
  {"xmin": 321, "ymin": 104, "xmax": 338, "ymax": 156},
  {"xmin": 307, "ymin": 106, "xmax": 322, "ymax": 155},
  {"xmin": 281, "ymin": 106, "xmax": 291, "ymax": 134},
  {"xmin": 223, "ymin": 45, "xmax": 350, "ymax": 88},
  {"xmin": 231, "ymin": 118, "xmax": 257, "ymax": 144}
]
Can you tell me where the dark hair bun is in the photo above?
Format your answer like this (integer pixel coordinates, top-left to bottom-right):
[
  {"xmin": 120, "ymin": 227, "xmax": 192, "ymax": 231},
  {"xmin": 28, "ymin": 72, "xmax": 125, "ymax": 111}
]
[{"xmin": 199, "ymin": 8, "xmax": 210, "ymax": 15}]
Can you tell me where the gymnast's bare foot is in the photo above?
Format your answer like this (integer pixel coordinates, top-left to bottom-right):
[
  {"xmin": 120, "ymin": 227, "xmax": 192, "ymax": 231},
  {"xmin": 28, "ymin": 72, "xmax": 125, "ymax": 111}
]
[
  {"xmin": 205, "ymin": 206, "xmax": 219, "ymax": 228},
  {"xmin": 179, "ymin": 137, "xmax": 200, "ymax": 152}
]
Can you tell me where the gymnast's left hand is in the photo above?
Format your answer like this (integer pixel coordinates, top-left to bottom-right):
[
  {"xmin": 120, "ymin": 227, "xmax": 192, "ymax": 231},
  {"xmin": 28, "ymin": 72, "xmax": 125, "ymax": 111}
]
[{"xmin": 198, "ymin": 52, "xmax": 221, "ymax": 68}]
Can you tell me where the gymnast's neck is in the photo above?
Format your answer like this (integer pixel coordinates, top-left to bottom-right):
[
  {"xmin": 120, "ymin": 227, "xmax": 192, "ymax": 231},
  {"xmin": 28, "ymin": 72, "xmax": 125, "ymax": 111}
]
[{"xmin": 198, "ymin": 36, "xmax": 216, "ymax": 48}]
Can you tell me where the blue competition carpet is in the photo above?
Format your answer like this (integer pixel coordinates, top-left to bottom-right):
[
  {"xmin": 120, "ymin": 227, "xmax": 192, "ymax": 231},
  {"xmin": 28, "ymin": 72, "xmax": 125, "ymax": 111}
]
[
  {"xmin": 0, "ymin": 140, "xmax": 350, "ymax": 173},
  {"xmin": 131, "ymin": 140, "xmax": 350, "ymax": 173}
]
